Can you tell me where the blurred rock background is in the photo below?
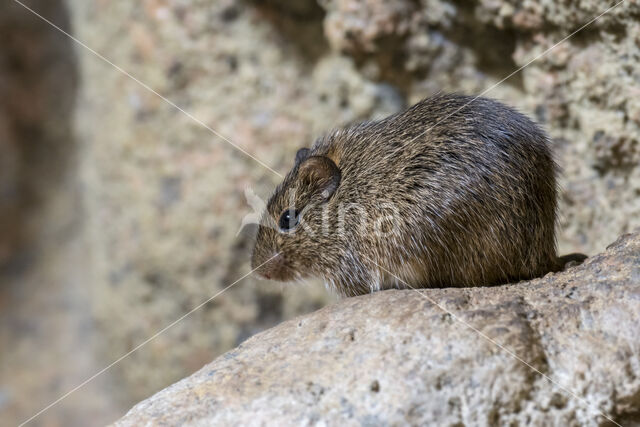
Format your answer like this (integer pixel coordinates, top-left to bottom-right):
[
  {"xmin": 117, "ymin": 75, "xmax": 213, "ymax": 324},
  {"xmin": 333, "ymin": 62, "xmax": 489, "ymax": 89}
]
[{"xmin": 1, "ymin": 0, "xmax": 638, "ymax": 425}]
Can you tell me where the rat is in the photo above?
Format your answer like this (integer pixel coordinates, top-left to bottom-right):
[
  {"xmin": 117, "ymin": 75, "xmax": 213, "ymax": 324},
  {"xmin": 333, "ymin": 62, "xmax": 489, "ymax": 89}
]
[{"xmin": 251, "ymin": 93, "xmax": 586, "ymax": 297}]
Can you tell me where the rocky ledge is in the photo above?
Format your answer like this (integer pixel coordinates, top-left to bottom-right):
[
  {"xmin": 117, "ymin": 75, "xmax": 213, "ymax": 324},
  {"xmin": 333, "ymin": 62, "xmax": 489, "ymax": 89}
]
[{"xmin": 115, "ymin": 232, "xmax": 640, "ymax": 426}]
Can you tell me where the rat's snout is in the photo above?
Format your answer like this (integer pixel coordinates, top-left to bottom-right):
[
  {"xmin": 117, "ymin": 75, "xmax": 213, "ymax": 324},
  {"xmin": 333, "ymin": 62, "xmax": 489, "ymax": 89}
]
[{"xmin": 253, "ymin": 252, "xmax": 293, "ymax": 282}]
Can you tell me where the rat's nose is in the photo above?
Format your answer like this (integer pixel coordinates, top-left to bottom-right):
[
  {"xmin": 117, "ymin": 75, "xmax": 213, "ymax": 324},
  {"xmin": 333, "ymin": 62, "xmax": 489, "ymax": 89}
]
[{"xmin": 255, "ymin": 252, "xmax": 287, "ymax": 281}]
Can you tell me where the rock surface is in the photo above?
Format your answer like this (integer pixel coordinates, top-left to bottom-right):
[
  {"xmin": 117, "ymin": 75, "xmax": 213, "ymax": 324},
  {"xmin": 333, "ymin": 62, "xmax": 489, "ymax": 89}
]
[{"xmin": 115, "ymin": 231, "xmax": 640, "ymax": 426}]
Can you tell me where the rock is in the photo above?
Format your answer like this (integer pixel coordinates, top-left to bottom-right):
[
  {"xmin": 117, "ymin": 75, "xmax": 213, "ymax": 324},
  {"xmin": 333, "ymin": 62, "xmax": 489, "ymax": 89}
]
[
  {"xmin": 0, "ymin": 0, "xmax": 78, "ymax": 271},
  {"xmin": 322, "ymin": 0, "xmax": 416, "ymax": 54},
  {"xmin": 114, "ymin": 231, "xmax": 640, "ymax": 426},
  {"xmin": 0, "ymin": 2, "xmax": 122, "ymax": 425}
]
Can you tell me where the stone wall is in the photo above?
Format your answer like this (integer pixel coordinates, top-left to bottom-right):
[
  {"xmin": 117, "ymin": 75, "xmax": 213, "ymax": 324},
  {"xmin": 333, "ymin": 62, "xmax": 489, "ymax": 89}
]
[
  {"xmin": 69, "ymin": 0, "xmax": 639, "ymax": 407},
  {"xmin": 3, "ymin": 1, "xmax": 638, "ymax": 424},
  {"xmin": 0, "ymin": 1, "xmax": 122, "ymax": 425},
  {"xmin": 0, "ymin": 0, "xmax": 77, "ymax": 273}
]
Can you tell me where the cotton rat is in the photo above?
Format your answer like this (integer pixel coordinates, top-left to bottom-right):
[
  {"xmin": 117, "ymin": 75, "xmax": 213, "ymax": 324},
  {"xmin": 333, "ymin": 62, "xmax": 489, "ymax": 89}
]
[{"xmin": 251, "ymin": 94, "xmax": 584, "ymax": 297}]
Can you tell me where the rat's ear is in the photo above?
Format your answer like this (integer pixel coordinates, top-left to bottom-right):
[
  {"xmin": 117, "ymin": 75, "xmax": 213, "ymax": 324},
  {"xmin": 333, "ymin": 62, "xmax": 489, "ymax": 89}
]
[
  {"xmin": 295, "ymin": 148, "xmax": 311, "ymax": 165},
  {"xmin": 297, "ymin": 155, "xmax": 341, "ymax": 201}
]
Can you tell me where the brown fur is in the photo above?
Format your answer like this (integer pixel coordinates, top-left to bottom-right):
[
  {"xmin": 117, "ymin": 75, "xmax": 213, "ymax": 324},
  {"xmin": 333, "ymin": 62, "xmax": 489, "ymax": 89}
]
[{"xmin": 252, "ymin": 94, "xmax": 568, "ymax": 297}]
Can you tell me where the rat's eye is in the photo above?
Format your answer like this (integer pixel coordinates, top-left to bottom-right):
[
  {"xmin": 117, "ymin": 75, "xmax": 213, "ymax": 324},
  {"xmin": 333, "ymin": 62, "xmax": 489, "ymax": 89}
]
[{"xmin": 278, "ymin": 208, "xmax": 300, "ymax": 232}]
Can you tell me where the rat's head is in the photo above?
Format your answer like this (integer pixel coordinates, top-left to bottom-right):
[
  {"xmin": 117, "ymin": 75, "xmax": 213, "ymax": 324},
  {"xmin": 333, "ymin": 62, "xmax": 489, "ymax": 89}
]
[{"xmin": 251, "ymin": 148, "xmax": 342, "ymax": 282}]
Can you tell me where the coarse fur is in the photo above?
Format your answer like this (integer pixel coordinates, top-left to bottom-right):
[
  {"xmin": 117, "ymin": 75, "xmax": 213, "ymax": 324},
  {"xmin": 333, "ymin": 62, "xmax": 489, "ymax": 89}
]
[{"xmin": 251, "ymin": 94, "xmax": 563, "ymax": 297}]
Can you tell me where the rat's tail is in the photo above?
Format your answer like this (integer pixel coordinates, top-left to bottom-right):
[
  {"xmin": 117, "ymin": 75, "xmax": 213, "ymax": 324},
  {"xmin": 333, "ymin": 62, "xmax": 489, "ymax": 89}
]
[{"xmin": 554, "ymin": 252, "xmax": 588, "ymax": 271}]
